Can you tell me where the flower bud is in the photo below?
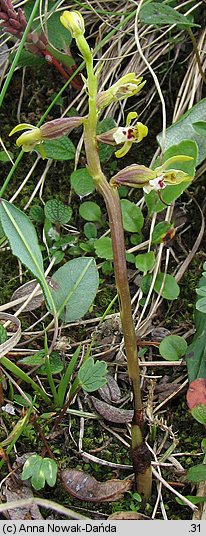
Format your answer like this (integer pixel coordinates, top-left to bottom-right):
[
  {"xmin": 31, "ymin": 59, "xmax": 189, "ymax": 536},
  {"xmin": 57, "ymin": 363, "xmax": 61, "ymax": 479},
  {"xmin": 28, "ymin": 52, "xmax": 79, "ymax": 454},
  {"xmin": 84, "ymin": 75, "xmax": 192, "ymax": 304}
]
[
  {"xmin": 60, "ymin": 11, "xmax": 85, "ymax": 38},
  {"xmin": 110, "ymin": 164, "xmax": 155, "ymax": 188}
]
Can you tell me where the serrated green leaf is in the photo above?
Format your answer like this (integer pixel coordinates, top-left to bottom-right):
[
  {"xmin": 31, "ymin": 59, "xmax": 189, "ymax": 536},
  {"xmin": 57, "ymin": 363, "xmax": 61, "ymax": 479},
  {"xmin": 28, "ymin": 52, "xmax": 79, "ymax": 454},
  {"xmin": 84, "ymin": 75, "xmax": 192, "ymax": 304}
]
[
  {"xmin": 121, "ymin": 199, "xmax": 144, "ymax": 233},
  {"xmin": 135, "ymin": 251, "xmax": 155, "ymax": 272},
  {"xmin": 50, "ymin": 257, "xmax": 99, "ymax": 322},
  {"xmin": 78, "ymin": 357, "xmax": 107, "ymax": 392},
  {"xmin": 94, "ymin": 237, "xmax": 113, "ymax": 260},
  {"xmin": 159, "ymin": 335, "xmax": 187, "ymax": 361},
  {"xmin": 43, "ymin": 136, "xmax": 75, "ymax": 160},
  {"xmin": 187, "ymin": 464, "xmax": 206, "ymax": 483},
  {"xmin": 44, "ymin": 199, "xmax": 72, "ymax": 224},
  {"xmin": 70, "ymin": 168, "xmax": 95, "ymax": 197},
  {"xmin": 139, "ymin": 2, "xmax": 200, "ymax": 28},
  {"xmin": 154, "ymin": 273, "xmax": 180, "ymax": 300},
  {"xmin": 79, "ymin": 202, "xmax": 102, "ymax": 222}
]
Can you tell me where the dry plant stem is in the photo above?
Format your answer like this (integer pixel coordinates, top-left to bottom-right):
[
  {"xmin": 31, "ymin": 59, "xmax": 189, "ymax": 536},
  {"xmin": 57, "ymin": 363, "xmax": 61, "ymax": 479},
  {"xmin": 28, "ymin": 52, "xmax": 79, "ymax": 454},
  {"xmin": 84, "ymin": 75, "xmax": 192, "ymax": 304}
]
[{"xmin": 81, "ymin": 29, "xmax": 152, "ymax": 500}]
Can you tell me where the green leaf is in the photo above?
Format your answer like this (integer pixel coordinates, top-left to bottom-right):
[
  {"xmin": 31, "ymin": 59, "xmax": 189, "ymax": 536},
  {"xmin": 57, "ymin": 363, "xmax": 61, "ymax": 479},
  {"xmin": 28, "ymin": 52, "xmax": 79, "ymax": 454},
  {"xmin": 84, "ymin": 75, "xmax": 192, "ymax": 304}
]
[
  {"xmin": 140, "ymin": 274, "xmax": 152, "ymax": 295},
  {"xmin": 50, "ymin": 257, "xmax": 99, "ymax": 322},
  {"xmin": 94, "ymin": 237, "xmax": 113, "ymax": 260},
  {"xmin": 196, "ymin": 297, "xmax": 206, "ymax": 313},
  {"xmin": 84, "ymin": 223, "xmax": 97, "ymax": 240},
  {"xmin": 43, "ymin": 136, "xmax": 75, "ymax": 160},
  {"xmin": 139, "ymin": 2, "xmax": 200, "ymax": 28},
  {"xmin": 29, "ymin": 204, "xmax": 45, "ymax": 224},
  {"xmin": 0, "ymin": 151, "xmax": 13, "ymax": 162},
  {"xmin": 44, "ymin": 199, "xmax": 72, "ymax": 225},
  {"xmin": 15, "ymin": 49, "xmax": 44, "ymax": 68},
  {"xmin": 78, "ymin": 357, "xmax": 107, "ymax": 392},
  {"xmin": 152, "ymin": 221, "xmax": 174, "ymax": 244},
  {"xmin": 191, "ymin": 405, "xmax": 206, "ymax": 425},
  {"xmin": 47, "ymin": 10, "xmax": 72, "ymax": 51},
  {"xmin": 0, "ymin": 200, "xmax": 53, "ymax": 310},
  {"xmin": 192, "ymin": 121, "xmax": 206, "ymax": 137},
  {"xmin": 0, "ymin": 324, "xmax": 7, "ymax": 344},
  {"xmin": 159, "ymin": 335, "xmax": 187, "ymax": 361},
  {"xmin": 186, "ymin": 277, "xmax": 206, "ymax": 382},
  {"xmin": 70, "ymin": 168, "xmax": 95, "ymax": 197},
  {"xmin": 19, "ymin": 351, "xmax": 63, "ymax": 375},
  {"xmin": 176, "ymin": 495, "xmax": 206, "ymax": 506},
  {"xmin": 121, "ymin": 199, "xmax": 144, "ymax": 233},
  {"xmin": 187, "ymin": 464, "xmax": 206, "ymax": 484},
  {"xmin": 157, "ymin": 99, "xmax": 206, "ymax": 166},
  {"xmin": 79, "ymin": 201, "xmax": 102, "ymax": 222},
  {"xmin": 154, "ymin": 273, "xmax": 180, "ymax": 300},
  {"xmin": 135, "ymin": 251, "xmax": 155, "ymax": 272},
  {"xmin": 21, "ymin": 454, "xmax": 57, "ymax": 490}
]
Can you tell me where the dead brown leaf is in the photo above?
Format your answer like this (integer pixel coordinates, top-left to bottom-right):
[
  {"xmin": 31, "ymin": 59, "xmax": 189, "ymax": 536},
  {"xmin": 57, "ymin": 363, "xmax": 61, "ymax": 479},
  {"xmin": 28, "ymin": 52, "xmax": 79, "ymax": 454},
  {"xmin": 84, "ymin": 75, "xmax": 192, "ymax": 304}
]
[
  {"xmin": 1, "ymin": 477, "xmax": 43, "ymax": 520},
  {"xmin": 91, "ymin": 396, "xmax": 133, "ymax": 423},
  {"xmin": 108, "ymin": 511, "xmax": 151, "ymax": 520},
  {"xmin": 60, "ymin": 469, "xmax": 132, "ymax": 502},
  {"xmin": 11, "ymin": 279, "xmax": 50, "ymax": 312},
  {"xmin": 98, "ymin": 375, "xmax": 122, "ymax": 404}
]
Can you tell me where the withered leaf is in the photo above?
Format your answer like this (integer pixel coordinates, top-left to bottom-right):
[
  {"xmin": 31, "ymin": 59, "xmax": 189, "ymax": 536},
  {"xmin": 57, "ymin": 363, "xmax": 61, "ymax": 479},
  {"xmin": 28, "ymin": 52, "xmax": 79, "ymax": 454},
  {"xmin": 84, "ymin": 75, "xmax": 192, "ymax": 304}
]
[
  {"xmin": 2, "ymin": 476, "xmax": 43, "ymax": 520},
  {"xmin": 187, "ymin": 378, "xmax": 206, "ymax": 409},
  {"xmin": 60, "ymin": 469, "xmax": 132, "ymax": 502},
  {"xmin": 108, "ymin": 511, "xmax": 151, "ymax": 520},
  {"xmin": 98, "ymin": 375, "xmax": 121, "ymax": 404},
  {"xmin": 91, "ymin": 396, "xmax": 133, "ymax": 423},
  {"xmin": 11, "ymin": 279, "xmax": 49, "ymax": 312}
]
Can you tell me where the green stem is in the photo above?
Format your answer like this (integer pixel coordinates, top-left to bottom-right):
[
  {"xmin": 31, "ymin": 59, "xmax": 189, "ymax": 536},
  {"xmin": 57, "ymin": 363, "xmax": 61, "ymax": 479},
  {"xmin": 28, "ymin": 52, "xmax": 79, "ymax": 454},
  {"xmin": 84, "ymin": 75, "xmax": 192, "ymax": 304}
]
[{"xmin": 79, "ymin": 29, "xmax": 152, "ymax": 500}]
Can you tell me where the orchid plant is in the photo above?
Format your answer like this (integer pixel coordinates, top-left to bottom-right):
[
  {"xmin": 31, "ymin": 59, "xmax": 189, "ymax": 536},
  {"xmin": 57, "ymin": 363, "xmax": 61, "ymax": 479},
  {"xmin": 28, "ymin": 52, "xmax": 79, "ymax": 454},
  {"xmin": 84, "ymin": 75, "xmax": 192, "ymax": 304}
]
[{"xmin": 9, "ymin": 10, "xmax": 195, "ymax": 501}]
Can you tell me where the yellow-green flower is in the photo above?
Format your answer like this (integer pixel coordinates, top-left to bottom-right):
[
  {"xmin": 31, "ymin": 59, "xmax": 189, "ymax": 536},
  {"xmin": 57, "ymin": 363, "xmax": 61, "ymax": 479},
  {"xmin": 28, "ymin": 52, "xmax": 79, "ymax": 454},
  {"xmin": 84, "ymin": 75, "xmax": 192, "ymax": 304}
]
[
  {"xmin": 60, "ymin": 11, "xmax": 85, "ymax": 37},
  {"xmin": 96, "ymin": 74, "xmax": 146, "ymax": 110},
  {"xmin": 110, "ymin": 155, "xmax": 194, "ymax": 190},
  {"xmin": 9, "ymin": 123, "xmax": 45, "ymax": 158},
  {"xmin": 9, "ymin": 117, "xmax": 84, "ymax": 159},
  {"xmin": 97, "ymin": 112, "xmax": 148, "ymax": 158}
]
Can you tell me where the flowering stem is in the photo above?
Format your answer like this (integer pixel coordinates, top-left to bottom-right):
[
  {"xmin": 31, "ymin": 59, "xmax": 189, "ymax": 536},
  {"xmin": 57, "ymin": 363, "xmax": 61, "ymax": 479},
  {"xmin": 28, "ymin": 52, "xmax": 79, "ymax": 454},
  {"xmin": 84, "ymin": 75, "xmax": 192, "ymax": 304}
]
[{"xmin": 79, "ymin": 30, "xmax": 152, "ymax": 500}]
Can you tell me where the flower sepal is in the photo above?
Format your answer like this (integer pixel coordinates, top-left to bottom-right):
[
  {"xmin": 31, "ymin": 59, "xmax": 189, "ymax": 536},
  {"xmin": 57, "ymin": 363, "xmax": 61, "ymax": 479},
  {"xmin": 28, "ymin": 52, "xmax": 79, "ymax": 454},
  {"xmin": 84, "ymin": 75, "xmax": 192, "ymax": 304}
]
[{"xmin": 96, "ymin": 74, "xmax": 146, "ymax": 110}]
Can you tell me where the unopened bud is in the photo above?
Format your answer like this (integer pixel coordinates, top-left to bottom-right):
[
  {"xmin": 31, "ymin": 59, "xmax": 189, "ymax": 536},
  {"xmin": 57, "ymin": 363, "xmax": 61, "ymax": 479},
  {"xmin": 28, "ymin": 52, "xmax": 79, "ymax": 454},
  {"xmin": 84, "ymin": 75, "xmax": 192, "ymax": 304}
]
[
  {"xmin": 60, "ymin": 10, "xmax": 85, "ymax": 38},
  {"xmin": 110, "ymin": 164, "xmax": 155, "ymax": 188}
]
